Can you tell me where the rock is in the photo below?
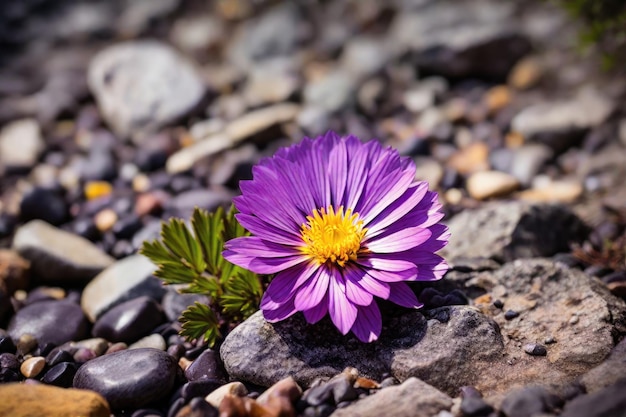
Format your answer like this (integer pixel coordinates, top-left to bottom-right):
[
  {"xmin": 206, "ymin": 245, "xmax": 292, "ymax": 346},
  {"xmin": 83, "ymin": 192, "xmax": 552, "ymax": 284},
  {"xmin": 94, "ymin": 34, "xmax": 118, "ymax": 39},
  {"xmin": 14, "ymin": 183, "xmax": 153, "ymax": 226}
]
[
  {"xmin": 413, "ymin": 157, "xmax": 445, "ymax": 189},
  {"xmin": 303, "ymin": 69, "xmax": 356, "ymax": 113},
  {"xmin": 41, "ymin": 362, "xmax": 79, "ymax": 387},
  {"xmin": 20, "ymin": 356, "xmax": 46, "ymax": 378},
  {"xmin": 442, "ymin": 202, "xmax": 589, "ymax": 262},
  {"xmin": 466, "ymin": 170, "xmax": 520, "ymax": 200},
  {"xmin": 8, "ymin": 299, "xmax": 89, "ymax": 346},
  {"xmin": 511, "ymin": 86, "xmax": 615, "ymax": 153},
  {"xmin": 331, "ymin": 378, "xmax": 452, "ymax": 417},
  {"xmin": 88, "ymin": 41, "xmax": 205, "ymax": 139},
  {"xmin": 73, "ymin": 348, "xmax": 178, "ymax": 410},
  {"xmin": 116, "ymin": 0, "xmax": 180, "ymax": 37},
  {"xmin": 509, "ymin": 144, "xmax": 554, "ymax": 186},
  {"xmin": 560, "ymin": 378, "xmax": 626, "ymax": 417},
  {"xmin": 164, "ymin": 188, "xmax": 233, "ymax": 218},
  {"xmin": 0, "ymin": 118, "xmax": 43, "ymax": 173},
  {"xmin": 580, "ymin": 337, "xmax": 626, "ymax": 393},
  {"xmin": 242, "ymin": 58, "xmax": 299, "ymax": 106},
  {"xmin": 0, "ymin": 383, "xmax": 110, "ymax": 417},
  {"xmin": 81, "ymin": 254, "xmax": 163, "ymax": 322},
  {"xmin": 508, "ymin": 56, "xmax": 543, "ymax": 90},
  {"xmin": 92, "ymin": 296, "xmax": 165, "ymax": 343},
  {"xmin": 19, "ymin": 187, "xmax": 69, "ymax": 226},
  {"xmin": 391, "ymin": 0, "xmax": 530, "ymax": 80},
  {"xmin": 221, "ymin": 306, "xmax": 503, "ymax": 394},
  {"xmin": 447, "ymin": 142, "xmax": 490, "ymax": 175},
  {"xmin": 500, "ymin": 386, "xmax": 561, "ymax": 417},
  {"xmin": 12, "ymin": 220, "xmax": 114, "ymax": 284},
  {"xmin": 228, "ymin": 3, "xmax": 301, "ymax": 68},
  {"xmin": 517, "ymin": 180, "xmax": 583, "ymax": 203},
  {"xmin": 128, "ymin": 333, "xmax": 166, "ymax": 350},
  {"xmin": 162, "ymin": 290, "xmax": 210, "ymax": 322},
  {"xmin": 0, "ymin": 250, "xmax": 30, "ymax": 320},
  {"xmin": 340, "ymin": 36, "xmax": 391, "ymax": 79},
  {"xmin": 184, "ymin": 349, "xmax": 225, "ymax": 382},
  {"xmin": 449, "ymin": 259, "xmax": 626, "ymax": 399},
  {"xmin": 166, "ymin": 103, "xmax": 299, "ymax": 174},
  {"xmin": 205, "ymin": 382, "xmax": 248, "ymax": 408},
  {"xmin": 170, "ymin": 14, "xmax": 224, "ymax": 56}
]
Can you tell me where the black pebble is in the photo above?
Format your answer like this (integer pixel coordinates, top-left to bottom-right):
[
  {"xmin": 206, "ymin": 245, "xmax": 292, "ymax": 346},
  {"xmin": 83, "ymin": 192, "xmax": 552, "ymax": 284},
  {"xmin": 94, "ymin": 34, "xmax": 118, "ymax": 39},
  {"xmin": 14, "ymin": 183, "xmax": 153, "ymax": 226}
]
[
  {"xmin": 461, "ymin": 396, "xmax": 494, "ymax": 417},
  {"xmin": 524, "ymin": 343, "xmax": 547, "ymax": 356},
  {"xmin": 188, "ymin": 396, "xmax": 219, "ymax": 417},
  {"xmin": 0, "ymin": 353, "xmax": 19, "ymax": 370},
  {"xmin": 41, "ymin": 362, "xmax": 78, "ymax": 387},
  {"xmin": 181, "ymin": 379, "xmax": 224, "ymax": 401},
  {"xmin": 131, "ymin": 409, "xmax": 164, "ymax": 417},
  {"xmin": 504, "ymin": 310, "xmax": 519, "ymax": 320},
  {"xmin": 492, "ymin": 299, "xmax": 504, "ymax": 309},
  {"xmin": 0, "ymin": 336, "xmax": 16, "ymax": 354},
  {"xmin": 19, "ymin": 187, "xmax": 69, "ymax": 225},
  {"xmin": 0, "ymin": 368, "xmax": 20, "ymax": 383},
  {"xmin": 46, "ymin": 349, "xmax": 74, "ymax": 367}
]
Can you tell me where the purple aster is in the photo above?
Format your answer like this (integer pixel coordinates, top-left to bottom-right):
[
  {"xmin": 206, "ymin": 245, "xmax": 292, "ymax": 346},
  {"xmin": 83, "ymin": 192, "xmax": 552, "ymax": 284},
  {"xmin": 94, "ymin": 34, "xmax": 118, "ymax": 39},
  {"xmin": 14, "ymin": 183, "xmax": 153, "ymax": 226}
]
[{"xmin": 223, "ymin": 131, "xmax": 449, "ymax": 342}]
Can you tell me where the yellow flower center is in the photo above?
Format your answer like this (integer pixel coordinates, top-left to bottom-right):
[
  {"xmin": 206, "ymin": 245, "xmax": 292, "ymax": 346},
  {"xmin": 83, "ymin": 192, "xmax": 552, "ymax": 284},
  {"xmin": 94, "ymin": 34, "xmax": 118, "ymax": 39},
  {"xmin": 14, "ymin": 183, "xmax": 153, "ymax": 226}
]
[{"xmin": 300, "ymin": 205, "xmax": 366, "ymax": 267}]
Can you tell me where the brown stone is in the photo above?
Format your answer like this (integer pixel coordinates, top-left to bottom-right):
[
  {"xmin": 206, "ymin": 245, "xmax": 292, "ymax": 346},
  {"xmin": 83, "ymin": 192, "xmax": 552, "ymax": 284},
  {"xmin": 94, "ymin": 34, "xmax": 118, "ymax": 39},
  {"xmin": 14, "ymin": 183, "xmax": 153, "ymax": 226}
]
[
  {"xmin": 447, "ymin": 142, "xmax": 490, "ymax": 175},
  {"xmin": 0, "ymin": 250, "xmax": 30, "ymax": 319},
  {"xmin": 0, "ymin": 383, "xmax": 110, "ymax": 417}
]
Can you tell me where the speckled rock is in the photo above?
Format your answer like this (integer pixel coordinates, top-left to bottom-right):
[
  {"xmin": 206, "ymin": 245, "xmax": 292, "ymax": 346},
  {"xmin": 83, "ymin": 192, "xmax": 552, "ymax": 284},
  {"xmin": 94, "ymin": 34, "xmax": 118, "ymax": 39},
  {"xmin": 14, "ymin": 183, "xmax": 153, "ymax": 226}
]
[
  {"xmin": 0, "ymin": 383, "xmax": 110, "ymax": 417},
  {"xmin": 441, "ymin": 202, "xmax": 589, "ymax": 262},
  {"xmin": 330, "ymin": 377, "xmax": 452, "ymax": 417},
  {"xmin": 221, "ymin": 305, "xmax": 503, "ymax": 395},
  {"xmin": 12, "ymin": 220, "xmax": 114, "ymax": 284},
  {"xmin": 73, "ymin": 348, "xmax": 178, "ymax": 410}
]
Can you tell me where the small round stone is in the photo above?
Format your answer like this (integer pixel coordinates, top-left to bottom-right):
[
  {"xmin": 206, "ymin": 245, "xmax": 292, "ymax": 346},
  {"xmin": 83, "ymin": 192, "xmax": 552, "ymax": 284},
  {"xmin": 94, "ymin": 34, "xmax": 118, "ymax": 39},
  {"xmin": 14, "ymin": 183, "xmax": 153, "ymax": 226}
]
[
  {"xmin": 504, "ymin": 310, "xmax": 520, "ymax": 320},
  {"xmin": 523, "ymin": 343, "xmax": 547, "ymax": 356},
  {"xmin": 84, "ymin": 181, "xmax": 114, "ymax": 201},
  {"xmin": 41, "ymin": 362, "xmax": 79, "ymax": 387},
  {"xmin": 492, "ymin": 299, "xmax": 504, "ymax": 309},
  {"xmin": 20, "ymin": 356, "xmax": 46, "ymax": 378}
]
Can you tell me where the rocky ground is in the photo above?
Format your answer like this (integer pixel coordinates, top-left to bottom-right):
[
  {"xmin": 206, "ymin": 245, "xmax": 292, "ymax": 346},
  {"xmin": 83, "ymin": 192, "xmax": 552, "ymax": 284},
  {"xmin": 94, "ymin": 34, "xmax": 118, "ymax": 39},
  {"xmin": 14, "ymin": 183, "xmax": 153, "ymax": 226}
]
[{"xmin": 1, "ymin": 0, "xmax": 626, "ymax": 416}]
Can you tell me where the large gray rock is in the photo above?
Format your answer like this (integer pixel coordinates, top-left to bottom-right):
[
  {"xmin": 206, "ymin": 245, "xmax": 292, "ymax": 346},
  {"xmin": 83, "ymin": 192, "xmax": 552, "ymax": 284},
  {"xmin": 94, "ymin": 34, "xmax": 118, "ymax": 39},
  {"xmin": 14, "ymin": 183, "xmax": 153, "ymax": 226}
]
[
  {"xmin": 441, "ymin": 202, "xmax": 589, "ymax": 263},
  {"xmin": 81, "ymin": 255, "xmax": 164, "ymax": 322},
  {"xmin": 12, "ymin": 220, "xmax": 114, "ymax": 284},
  {"xmin": 447, "ymin": 258, "xmax": 626, "ymax": 399},
  {"xmin": 220, "ymin": 305, "xmax": 504, "ymax": 395},
  {"xmin": 88, "ymin": 40, "xmax": 205, "ymax": 139},
  {"xmin": 330, "ymin": 378, "xmax": 452, "ymax": 417},
  {"xmin": 579, "ymin": 337, "xmax": 626, "ymax": 393}
]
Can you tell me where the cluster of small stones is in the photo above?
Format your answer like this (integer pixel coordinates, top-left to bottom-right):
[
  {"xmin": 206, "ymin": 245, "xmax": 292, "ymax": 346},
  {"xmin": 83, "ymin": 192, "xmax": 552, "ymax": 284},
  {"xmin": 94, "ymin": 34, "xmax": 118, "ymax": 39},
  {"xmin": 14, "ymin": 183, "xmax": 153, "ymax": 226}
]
[{"xmin": 1, "ymin": 0, "xmax": 626, "ymax": 416}]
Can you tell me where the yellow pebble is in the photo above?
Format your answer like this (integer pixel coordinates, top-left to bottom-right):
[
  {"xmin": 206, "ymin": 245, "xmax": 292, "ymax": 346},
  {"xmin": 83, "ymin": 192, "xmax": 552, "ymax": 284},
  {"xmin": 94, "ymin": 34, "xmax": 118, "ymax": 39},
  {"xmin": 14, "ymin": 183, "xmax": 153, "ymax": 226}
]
[
  {"xmin": 20, "ymin": 356, "xmax": 46, "ymax": 378},
  {"xmin": 84, "ymin": 181, "xmax": 113, "ymax": 200}
]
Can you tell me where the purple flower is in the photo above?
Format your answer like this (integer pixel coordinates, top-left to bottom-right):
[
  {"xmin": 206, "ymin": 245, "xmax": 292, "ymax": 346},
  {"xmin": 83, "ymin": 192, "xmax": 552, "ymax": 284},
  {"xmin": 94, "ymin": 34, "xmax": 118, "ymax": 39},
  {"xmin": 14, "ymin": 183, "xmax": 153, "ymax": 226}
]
[{"xmin": 224, "ymin": 132, "xmax": 449, "ymax": 342}]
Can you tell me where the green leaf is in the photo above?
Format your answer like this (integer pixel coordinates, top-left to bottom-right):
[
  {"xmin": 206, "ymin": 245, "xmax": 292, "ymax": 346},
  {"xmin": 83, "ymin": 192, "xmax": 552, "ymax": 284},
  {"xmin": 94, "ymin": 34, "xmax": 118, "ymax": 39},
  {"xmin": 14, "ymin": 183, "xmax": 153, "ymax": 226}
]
[
  {"xmin": 179, "ymin": 302, "xmax": 220, "ymax": 347},
  {"xmin": 191, "ymin": 207, "xmax": 224, "ymax": 276}
]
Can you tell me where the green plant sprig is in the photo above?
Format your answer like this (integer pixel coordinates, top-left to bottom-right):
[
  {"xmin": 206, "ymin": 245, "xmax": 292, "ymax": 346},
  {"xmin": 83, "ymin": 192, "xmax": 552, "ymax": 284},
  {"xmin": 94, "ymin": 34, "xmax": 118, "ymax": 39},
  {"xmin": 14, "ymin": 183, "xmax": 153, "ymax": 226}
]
[{"xmin": 140, "ymin": 205, "xmax": 265, "ymax": 347}]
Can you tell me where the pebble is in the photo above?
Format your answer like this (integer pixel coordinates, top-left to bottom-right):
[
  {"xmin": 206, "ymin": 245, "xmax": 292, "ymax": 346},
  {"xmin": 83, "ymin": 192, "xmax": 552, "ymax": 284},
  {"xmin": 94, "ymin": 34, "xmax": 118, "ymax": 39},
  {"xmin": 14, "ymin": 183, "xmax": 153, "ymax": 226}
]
[
  {"xmin": 504, "ymin": 310, "xmax": 520, "ymax": 320},
  {"xmin": 523, "ymin": 343, "xmax": 547, "ymax": 356},
  {"xmin": 181, "ymin": 379, "xmax": 225, "ymax": 401},
  {"xmin": 73, "ymin": 348, "xmax": 178, "ymax": 410},
  {"xmin": 84, "ymin": 181, "xmax": 113, "ymax": 201},
  {"xmin": 12, "ymin": 220, "xmax": 115, "ymax": 284},
  {"xmin": 19, "ymin": 187, "xmax": 69, "ymax": 226},
  {"xmin": 88, "ymin": 40, "xmax": 206, "ymax": 139},
  {"xmin": 205, "ymin": 382, "xmax": 248, "ymax": 408},
  {"xmin": 466, "ymin": 170, "xmax": 520, "ymax": 200},
  {"xmin": 0, "ymin": 383, "xmax": 111, "ymax": 417},
  {"xmin": 92, "ymin": 296, "xmax": 165, "ymax": 343},
  {"xmin": 128, "ymin": 333, "xmax": 166, "ymax": 350},
  {"xmin": 508, "ymin": 56, "xmax": 543, "ymax": 90},
  {"xmin": 447, "ymin": 142, "xmax": 490, "ymax": 175},
  {"xmin": 184, "ymin": 349, "xmax": 225, "ymax": 382},
  {"xmin": 20, "ymin": 356, "xmax": 46, "ymax": 378},
  {"xmin": 94, "ymin": 209, "xmax": 118, "ymax": 233},
  {"xmin": 41, "ymin": 362, "xmax": 78, "ymax": 387},
  {"xmin": 8, "ymin": 299, "xmax": 89, "ymax": 346},
  {"xmin": 517, "ymin": 180, "xmax": 583, "ymax": 203},
  {"xmin": 81, "ymin": 254, "xmax": 162, "ymax": 322},
  {"xmin": 304, "ymin": 69, "xmax": 355, "ymax": 113},
  {"xmin": 500, "ymin": 386, "xmax": 561, "ymax": 417},
  {"xmin": 0, "ymin": 118, "xmax": 43, "ymax": 172}
]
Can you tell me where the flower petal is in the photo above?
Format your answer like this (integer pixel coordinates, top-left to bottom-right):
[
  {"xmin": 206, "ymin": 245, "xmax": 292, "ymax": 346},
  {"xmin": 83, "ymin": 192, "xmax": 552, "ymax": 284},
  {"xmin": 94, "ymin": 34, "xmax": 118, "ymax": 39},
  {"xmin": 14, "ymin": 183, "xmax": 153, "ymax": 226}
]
[
  {"xmin": 327, "ymin": 269, "xmax": 358, "ymax": 334},
  {"xmin": 303, "ymin": 293, "xmax": 328, "ymax": 324},
  {"xmin": 263, "ymin": 261, "xmax": 320, "ymax": 305},
  {"xmin": 365, "ymin": 227, "xmax": 432, "ymax": 253},
  {"xmin": 262, "ymin": 297, "xmax": 298, "ymax": 322},
  {"xmin": 386, "ymin": 282, "xmax": 422, "ymax": 308},
  {"xmin": 344, "ymin": 268, "xmax": 374, "ymax": 306},
  {"xmin": 224, "ymin": 236, "xmax": 299, "ymax": 258},
  {"xmin": 364, "ymin": 182, "xmax": 429, "ymax": 235},
  {"xmin": 350, "ymin": 301, "xmax": 382, "ymax": 343},
  {"xmin": 236, "ymin": 214, "xmax": 302, "ymax": 246},
  {"xmin": 294, "ymin": 266, "xmax": 331, "ymax": 311}
]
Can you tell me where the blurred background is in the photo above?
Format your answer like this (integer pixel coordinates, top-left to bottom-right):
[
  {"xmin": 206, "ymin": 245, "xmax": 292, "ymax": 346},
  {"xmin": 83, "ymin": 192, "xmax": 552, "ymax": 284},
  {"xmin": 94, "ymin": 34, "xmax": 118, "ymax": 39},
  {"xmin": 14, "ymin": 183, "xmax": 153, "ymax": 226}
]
[{"xmin": 0, "ymin": 0, "xmax": 625, "ymax": 258}]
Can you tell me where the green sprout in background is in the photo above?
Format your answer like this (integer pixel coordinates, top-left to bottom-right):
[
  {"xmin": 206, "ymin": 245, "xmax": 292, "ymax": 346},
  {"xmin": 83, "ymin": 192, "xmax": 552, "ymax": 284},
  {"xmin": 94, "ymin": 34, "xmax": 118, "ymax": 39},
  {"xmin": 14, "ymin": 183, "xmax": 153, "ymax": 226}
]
[
  {"xmin": 557, "ymin": 0, "xmax": 626, "ymax": 69},
  {"xmin": 140, "ymin": 205, "xmax": 266, "ymax": 347}
]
